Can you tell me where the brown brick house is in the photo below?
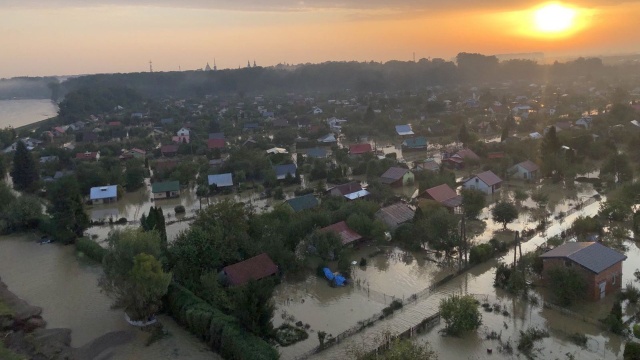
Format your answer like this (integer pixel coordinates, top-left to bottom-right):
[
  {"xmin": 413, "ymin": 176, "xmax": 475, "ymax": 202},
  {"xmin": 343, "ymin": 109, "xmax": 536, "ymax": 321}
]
[{"xmin": 540, "ymin": 242, "xmax": 626, "ymax": 301}]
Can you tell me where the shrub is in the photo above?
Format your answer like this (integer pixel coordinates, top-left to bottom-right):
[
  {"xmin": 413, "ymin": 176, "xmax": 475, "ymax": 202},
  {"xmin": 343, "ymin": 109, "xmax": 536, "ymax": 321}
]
[
  {"xmin": 359, "ymin": 257, "xmax": 367, "ymax": 267},
  {"xmin": 75, "ymin": 237, "xmax": 107, "ymax": 263},
  {"xmin": 517, "ymin": 327, "xmax": 549, "ymax": 354},
  {"xmin": 633, "ymin": 324, "xmax": 640, "ymax": 339},
  {"xmin": 274, "ymin": 323, "xmax": 308, "ymax": 347},
  {"xmin": 174, "ymin": 205, "xmax": 186, "ymax": 214},
  {"xmin": 165, "ymin": 283, "xmax": 278, "ymax": 360},
  {"xmin": 439, "ymin": 295, "xmax": 482, "ymax": 336},
  {"xmin": 547, "ymin": 267, "xmax": 587, "ymax": 306},
  {"xmin": 470, "ymin": 243, "xmax": 495, "ymax": 265},
  {"xmin": 625, "ymin": 342, "xmax": 640, "ymax": 360}
]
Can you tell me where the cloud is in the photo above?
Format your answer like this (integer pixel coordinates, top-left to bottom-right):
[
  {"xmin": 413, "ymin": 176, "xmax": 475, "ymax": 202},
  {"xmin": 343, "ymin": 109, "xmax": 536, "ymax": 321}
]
[{"xmin": 3, "ymin": 0, "xmax": 636, "ymax": 12}]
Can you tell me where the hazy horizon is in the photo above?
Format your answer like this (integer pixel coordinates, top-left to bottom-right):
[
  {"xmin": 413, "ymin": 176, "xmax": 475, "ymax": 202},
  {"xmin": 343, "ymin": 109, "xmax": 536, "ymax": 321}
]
[{"xmin": 2, "ymin": 1, "xmax": 639, "ymax": 78}]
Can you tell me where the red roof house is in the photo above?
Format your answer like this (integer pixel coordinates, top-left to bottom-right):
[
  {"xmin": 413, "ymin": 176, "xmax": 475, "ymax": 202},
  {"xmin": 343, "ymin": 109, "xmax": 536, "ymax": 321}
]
[
  {"xmin": 222, "ymin": 253, "xmax": 278, "ymax": 286},
  {"xmin": 76, "ymin": 151, "xmax": 100, "ymax": 161},
  {"xmin": 421, "ymin": 184, "xmax": 462, "ymax": 209},
  {"xmin": 349, "ymin": 143, "xmax": 373, "ymax": 155},
  {"xmin": 320, "ymin": 221, "xmax": 363, "ymax": 246},
  {"xmin": 207, "ymin": 138, "xmax": 225, "ymax": 150}
]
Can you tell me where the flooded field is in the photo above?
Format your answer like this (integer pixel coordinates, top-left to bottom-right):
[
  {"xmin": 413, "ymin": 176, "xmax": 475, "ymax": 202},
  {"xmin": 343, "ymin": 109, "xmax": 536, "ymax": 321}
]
[{"xmin": 0, "ymin": 234, "xmax": 221, "ymax": 359}]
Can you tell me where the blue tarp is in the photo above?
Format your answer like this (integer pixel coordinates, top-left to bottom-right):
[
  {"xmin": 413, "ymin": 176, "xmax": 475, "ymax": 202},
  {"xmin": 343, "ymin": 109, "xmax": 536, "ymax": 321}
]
[
  {"xmin": 323, "ymin": 268, "xmax": 335, "ymax": 281},
  {"xmin": 323, "ymin": 267, "xmax": 346, "ymax": 287}
]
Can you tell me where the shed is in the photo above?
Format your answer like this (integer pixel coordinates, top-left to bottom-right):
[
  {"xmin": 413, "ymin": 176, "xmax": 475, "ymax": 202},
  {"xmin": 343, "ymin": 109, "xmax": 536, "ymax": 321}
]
[
  {"xmin": 274, "ymin": 164, "xmax": 297, "ymax": 180},
  {"xmin": 320, "ymin": 221, "xmax": 363, "ymax": 246},
  {"xmin": 222, "ymin": 253, "xmax": 278, "ymax": 286},
  {"xmin": 375, "ymin": 203, "xmax": 415, "ymax": 230},
  {"xmin": 422, "ymin": 184, "xmax": 462, "ymax": 209},
  {"xmin": 151, "ymin": 181, "xmax": 180, "ymax": 200},
  {"xmin": 509, "ymin": 160, "xmax": 539, "ymax": 180},
  {"xmin": 380, "ymin": 167, "xmax": 414, "ymax": 187}
]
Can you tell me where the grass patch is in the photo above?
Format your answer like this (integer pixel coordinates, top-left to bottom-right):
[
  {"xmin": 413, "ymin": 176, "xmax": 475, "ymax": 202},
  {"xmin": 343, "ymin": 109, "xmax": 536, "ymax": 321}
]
[
  {"xmin": 274, "ymin": 323, "xmax": 309, "ymax": 347},
  {"xmin": 0, "ymin": 299, "xmax": 13, "ymax": 317}
]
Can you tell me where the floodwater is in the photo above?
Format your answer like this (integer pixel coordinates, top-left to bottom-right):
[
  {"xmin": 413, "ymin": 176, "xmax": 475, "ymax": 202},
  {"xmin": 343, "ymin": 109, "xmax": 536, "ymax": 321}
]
[
  {"xmin": 0, "ymin": 99, "xmax": 58, "ymax": 128},
  {"xmin": 279, "ymin": 191, "xmax": 620, "ymax": 360},
  {"xmin": 0, "ymin": 234, "xmax": 221, "ymax": 359}
]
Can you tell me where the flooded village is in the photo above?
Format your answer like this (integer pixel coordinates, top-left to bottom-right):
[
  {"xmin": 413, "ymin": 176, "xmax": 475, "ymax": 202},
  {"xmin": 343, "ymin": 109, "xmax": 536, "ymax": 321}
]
[{"xmin": 1, "ymin": 57, "xmax": 640, "ymax": 360}]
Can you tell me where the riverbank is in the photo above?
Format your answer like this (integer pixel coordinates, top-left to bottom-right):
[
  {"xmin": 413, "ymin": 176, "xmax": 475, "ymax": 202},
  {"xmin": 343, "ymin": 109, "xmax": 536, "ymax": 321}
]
[
  {"xmin": 0, "ymin": 234, "xmax": 223, "ymax": 360},
  {"xmin": 1, "ymin": 275, "xmax": 134, "ymax": 360}
]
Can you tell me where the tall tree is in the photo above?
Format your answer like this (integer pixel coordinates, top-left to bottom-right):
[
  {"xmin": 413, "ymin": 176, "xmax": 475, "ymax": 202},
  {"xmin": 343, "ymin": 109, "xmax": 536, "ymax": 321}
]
[
  {"xmin": 10, "ymin": 141, "xmax": 39, "ymax": 192},
  {"xmin": 601, "ymin": 153, "xmax": 633, "ymax": 184},
  {"xmin": 47, "ymin": 176, "xmax": 90, "ymax": 243},
  {"xmin": 141, "ymin": 206, "xmax": 167, "ymax": 248},
  {"xmin": 461, "ymin": 189, "xmax": 486, "ymax": 219},
  {"xmin": 458, "ymin": 123, "xmax": 470, "ymax": 146},
  {"xmin": 99, "ymin": 228, "xmax": 171, "ymax": 321},
  {"xmin": 231, "ymin": 279, "xmax": 276, "ymax": 338}
]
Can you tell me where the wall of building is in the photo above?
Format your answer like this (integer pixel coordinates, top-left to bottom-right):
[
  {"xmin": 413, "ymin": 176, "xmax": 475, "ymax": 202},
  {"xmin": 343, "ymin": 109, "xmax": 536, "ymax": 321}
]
[{"xmin": 542, "ymin": 258, "xmax": 623, "ymax": 301}]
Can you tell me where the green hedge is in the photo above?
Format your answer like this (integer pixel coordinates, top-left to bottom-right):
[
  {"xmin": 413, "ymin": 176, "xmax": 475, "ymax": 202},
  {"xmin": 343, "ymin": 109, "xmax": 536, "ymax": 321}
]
[
  {"xmin": 75, "ymin": 237, "xmax": 107, "ymax": 263},
  {"xmin": 166, "ymin": 283, "xmax": 278, "ymax": 360},
  {"xmin": 469, "ymin": 243, "xmax": 495, "ymax": 265}
]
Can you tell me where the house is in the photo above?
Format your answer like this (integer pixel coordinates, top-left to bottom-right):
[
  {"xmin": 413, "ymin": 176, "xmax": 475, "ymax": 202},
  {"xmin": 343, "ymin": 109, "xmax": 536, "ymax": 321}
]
[
  {"xmin": 151, "ymin": 181, "xmax": 180, "ymax": 200},
  {"xmin": 177, "ymin": 127, "xmax": 190, "ymax": 137},
  {"xmin": 442, "ymin": 148, "xmax": 480, "ymax": 169},
  {"xmin": 320, "ymin": 221, "xmax": 363, "ymax": 246},
  {"xmin": 161, "ymin": 144, "xmax": 179, "ymax": 157},
  {"xmin": 540, "ymin": 242, "xmax": 626, "ymax": 301},
  {"xmin": 487, "ymin": 152, "xmax": 505, "ymax": 160},
  {"xmin": 272, "ymin": 119, "xmax": 290, "ymax": 128},
  {"xmin": 207, "ymin": 173, "xmax": 234, "ymax": 188},
  {"xmin": 509, "ymin": 160, "xmax": 539, "ymax": 180},
  {"xmin": 462, "ymin": 170, "xmax": 503, "ymax": 195},
  {"xmin": 317, "ymin": 134, "xmax": 337, "ymax": 144},
  {"xmin": 285, "ymin": 194, "xmax": 319, "ymax": 212},
  {"xmin": 266, "ymin": 147, "xmax": 288, "ymax": 155},
  {"xmin": 576, "ymin": 116, "xmax": 593, "ymax": 130},
  {"xmin": 529, "ymin": 132, "xmax": 543, "ymax": 140},
  {"xmin": 39, "ymin": 155, "xmax": 59, "ymax": 164},
  {"xmin": 328, "ymin": 181, "xmax": 363, "ymax": 197},
  {"xmin": 297, "ymin": 118, "xmax": 312, "ymax": 129},
  {"xmin": 312, "ymin": 107, "xmax": 323, "ymax": 115},
  {"xmin": 395, "ymin": 125, "xmax": 415, "ymax": 136},
  {"xmin": 306, "ymin": 147, "xmax": 328, "ymax": 159},
  {"xmin": 160, "ymin": 118, "xmax": 174, "ymax": 125},
  {"xmin": 153, "ymin": 159, "xmax": 178, "ymax": 173},
  {"xmin": 89, "ymin": 185, "xmax": 118, "ymax": 205},
  {"xmin": 415, "ymin": 159, "xmax": 440, "ymax": 172},
  {"xmin": 375, "ymin": 202, "xmax": 415, "ymax": 230},
  {"xmin": 243, "ymin": 123, "xmax": 261, "ymax": 131},
  {"xmin": 53, "ymin": 126, "xmax": 66, "ymax": 136},
  {"xmin": 421, "ymin": 184, "xmax": 462, "ymax": 210},
  {"xmin": 555, "ymin": 121, "xmax": 572, "ymax": 131},
  {"xmin": 402, "ymin": 137, "xmax": 428, "ymax": 151},
  {"xmin": 274, "ymin": 164, "xmax": 297, "ymax": 180},
  {"xmin": 108, "ymin": 121, "xmax": 122, "ymax": 127},
  {"xmin": 380, "ymin": 167, "xmax": 415, "ymax": 187},
  {"xmin": 130, "ymin": 148, "xmax": 146, "ymax": 159},
  {"xmin": 76, "ymin": 151, "xmax": 100, "ymax": 161},
  {"xmin": 172, "ymin": 135, "xmax": 190, "ymax": 144},
  {"xmin": 327, "ymin": 117, "xmax": 347, "ymax": 132},
  {"xmin": 207, "ymin": 138, "xmax": 225, "ymax": 150},
  {"xmin": 349, "ymin": 143, "xmax": 373, "ymax": 156},
  {"xmin": 209, "ymin": 132, "xmax": 225, "ymax": 140},
  {"xmin": 221, "ymin": 253, "xmax": 278, "ymax": 286},
  {"xmin": 455, "ymin": 148, "xmax": 481, "ymax": 161}
]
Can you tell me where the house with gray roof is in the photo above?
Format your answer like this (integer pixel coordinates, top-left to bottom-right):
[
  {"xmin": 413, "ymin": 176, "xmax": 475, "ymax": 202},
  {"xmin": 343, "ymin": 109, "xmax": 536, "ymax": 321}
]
[
  {"xmin": 273, "ymin": 164, "xmax": 297, "ymax": 180},
  {"xmin": 509, "ymin": 160, "xmax": 539, "ymax": 180},
  {"xmin": 285, "ymin": 194, "xmax": 319, "ymax": 213},
  {"xmin": 380, "ymin": 167, "xmax": 414, "ymax": 187},
  {"xmin": 462, "ymin": 170, "xmax": 502, "ymax": 195},
  {"xmin": 541, "ymin": 242, "xmax": 626, "ymax": 301},
  {"xmin": 375, "ymin": 202, "xmax": 415, "ymax": 230}
]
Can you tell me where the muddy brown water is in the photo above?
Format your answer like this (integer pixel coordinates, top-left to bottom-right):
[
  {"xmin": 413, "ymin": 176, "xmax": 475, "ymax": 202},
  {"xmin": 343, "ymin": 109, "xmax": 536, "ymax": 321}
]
[{"xmin": 0, "ymin": 234, "xmax": 221, "ymax": 359}]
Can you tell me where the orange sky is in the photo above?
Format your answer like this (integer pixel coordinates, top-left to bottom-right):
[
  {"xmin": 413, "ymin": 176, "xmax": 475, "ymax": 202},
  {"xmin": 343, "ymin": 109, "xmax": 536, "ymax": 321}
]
[{"xmin": 1, "ymin": 1, "xmax": 639, "ymax": 78}]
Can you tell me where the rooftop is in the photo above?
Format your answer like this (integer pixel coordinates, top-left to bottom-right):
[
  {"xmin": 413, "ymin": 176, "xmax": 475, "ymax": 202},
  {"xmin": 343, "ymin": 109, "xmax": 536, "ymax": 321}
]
[
  {"xmin": 151, "ymin": 181, "xmax": 180, "ymax": 193},
  {"xmin": 285, "ymin": 194, "xmax": 319, "ymax": 212},
  {"xmin": 208, "ymin": 173, "xmax": 234, "ymax": 187},
  {"xmin": 320, "ymin": 221, "xmax": 363, "ymax": 245},
  {"xmin": 475, "ymin": 170, "xmax": 503, "ymax": 186},
  {"xmin": 541, "ymin": 242, "xmax": 627, "ymax": 274},
  {"xmin": 223, "ymin": 253, "xmax": 278, "ymax": 286},
  {"xmin": 90, "ymin": 185, "xmax": 118, "ymax": 200}
]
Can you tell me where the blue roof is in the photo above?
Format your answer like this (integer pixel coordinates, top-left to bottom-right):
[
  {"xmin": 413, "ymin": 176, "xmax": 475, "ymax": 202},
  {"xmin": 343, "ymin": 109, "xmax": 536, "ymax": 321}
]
[
  {"xmin": 344, "ymin": 189, "xmax": 370, "ymax": 200},
  {"xmin": 274, "ymin": 164, "xmax": 297, "ymax": 180},
  {"xmin": 306, "ymin": 147, "xmax": 327, "ymax": 158},
  {"xmin": 395, "ymin": 125, "xmax": 414, "ymax": 135},
  {"xmin": 208, "ymin": 173, "xmax": 234, "ymax": 187},
  {"xmin": 402, "ymin": 136, "xmax": 428, "ymax": 148},
  {"xmin": 90, "ymin": 185, "xmax": 118, "ymax": 200}
]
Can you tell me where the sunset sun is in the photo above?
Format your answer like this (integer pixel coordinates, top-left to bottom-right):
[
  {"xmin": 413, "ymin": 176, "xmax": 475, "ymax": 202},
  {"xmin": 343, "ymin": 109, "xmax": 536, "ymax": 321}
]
[{"xmin": 534, "ymin": 3, "xmax": 576, "ymax": 33}]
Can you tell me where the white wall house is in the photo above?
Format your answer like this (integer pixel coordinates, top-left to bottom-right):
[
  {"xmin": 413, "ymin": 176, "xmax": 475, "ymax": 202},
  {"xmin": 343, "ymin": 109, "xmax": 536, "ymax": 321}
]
[{"xmin": 462, "ymin": 170, "xmax": 503, "ymax": 195}]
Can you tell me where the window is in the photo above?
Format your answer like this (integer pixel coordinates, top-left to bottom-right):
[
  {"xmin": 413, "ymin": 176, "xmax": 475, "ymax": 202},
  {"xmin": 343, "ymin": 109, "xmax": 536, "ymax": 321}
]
[{"xmin": 612, "ymin": 273, "xmax": 617, "ymax": 285}]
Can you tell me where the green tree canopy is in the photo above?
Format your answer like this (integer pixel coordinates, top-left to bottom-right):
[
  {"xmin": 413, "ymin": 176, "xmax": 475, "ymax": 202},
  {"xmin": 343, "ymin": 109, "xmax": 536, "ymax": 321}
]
[
  {"xmin": 439, "ymin": 294, "xmax": 482, "ymax": 336},
  {"xmin": 547, "ymin": 266, "xmax": 586, "ymax": 306},
  {"xmin": 46, "ymin": 176, "xmax": 89, "ymax": 243},
  {"xmin": 461, "ymin": 189, "xmax": 486, "ymax": 219},
  {"xmin": 99, "ymin": 228, "xmax": 171, "ymax": 321},
  {"xmin": 491, "ymin": 202, "xmax": 519, "ymax": 230}
]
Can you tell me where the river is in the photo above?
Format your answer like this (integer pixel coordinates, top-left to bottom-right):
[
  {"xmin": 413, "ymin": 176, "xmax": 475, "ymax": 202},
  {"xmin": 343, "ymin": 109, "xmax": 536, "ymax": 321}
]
[
  {"xmin": 0, "ymin": 99, "xmax": 58, "ymax": 129},
  {"xmin": 0, "ymin": 234, "xmax": 221, "ymax": 359}
]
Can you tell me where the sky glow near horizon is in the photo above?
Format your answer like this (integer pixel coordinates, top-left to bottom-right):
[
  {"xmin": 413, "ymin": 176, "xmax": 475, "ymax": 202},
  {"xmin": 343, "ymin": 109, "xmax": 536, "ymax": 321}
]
[{"xmin": 0, "ymin": 1, "xmax": 638, "ymax": 78}]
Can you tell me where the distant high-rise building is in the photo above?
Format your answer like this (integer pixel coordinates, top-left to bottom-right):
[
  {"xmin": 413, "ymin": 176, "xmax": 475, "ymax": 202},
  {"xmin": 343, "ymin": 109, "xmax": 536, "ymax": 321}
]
[
  {"xmin": 205, "ymin": 63, "xmax": 212, "ymax": 71},
  {"xmin": 253, "ymin": 60, "xmax": 257, "ymax": 67},
  {"xmin": 213, "ymin": 59, "xmax": 217, "ymax": 71},
  {"xmin": 247, "ymin": 60, "xmax": 251, "ymax": 68}
]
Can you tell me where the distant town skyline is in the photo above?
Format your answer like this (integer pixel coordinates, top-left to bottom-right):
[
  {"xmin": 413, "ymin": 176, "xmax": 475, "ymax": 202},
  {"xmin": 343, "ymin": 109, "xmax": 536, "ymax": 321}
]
[{"xmin": 1, "ymin": 1, "xmax": 639, "ymax": 78}]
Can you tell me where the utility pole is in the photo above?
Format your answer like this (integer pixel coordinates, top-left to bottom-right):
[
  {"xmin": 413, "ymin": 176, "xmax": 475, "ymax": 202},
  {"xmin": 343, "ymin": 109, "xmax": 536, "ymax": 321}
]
[{"xmin": 149, "ymin": 61, "xmax": 153, "ymax": 73}]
